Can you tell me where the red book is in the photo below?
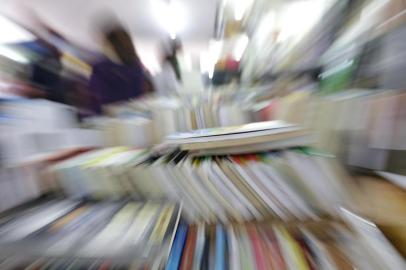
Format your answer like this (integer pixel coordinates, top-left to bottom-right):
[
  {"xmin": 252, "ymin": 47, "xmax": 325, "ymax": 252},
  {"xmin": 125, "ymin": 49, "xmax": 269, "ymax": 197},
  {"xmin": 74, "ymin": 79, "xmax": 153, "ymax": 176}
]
[
  {"xmin": 247, "ymin": 225, "xmax": 269, "ymax": 270},
  {"xmin": 180, "ymin": 225, "xmax": 198, "ymax": 270},
  {"xmin": 264, "ymin": 228, "xmax": 287, "ymax": 270}
]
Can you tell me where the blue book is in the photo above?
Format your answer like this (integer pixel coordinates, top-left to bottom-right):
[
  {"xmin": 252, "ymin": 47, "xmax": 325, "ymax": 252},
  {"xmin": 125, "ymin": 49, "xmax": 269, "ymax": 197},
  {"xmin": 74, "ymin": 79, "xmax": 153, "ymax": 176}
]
[
  {"xmin": 215, "ymin": 225, "xmax": 226, "ymax": 270},
  {"xmin": 166, "ymin": 224, "xmax": 188, "ymax": 270}
]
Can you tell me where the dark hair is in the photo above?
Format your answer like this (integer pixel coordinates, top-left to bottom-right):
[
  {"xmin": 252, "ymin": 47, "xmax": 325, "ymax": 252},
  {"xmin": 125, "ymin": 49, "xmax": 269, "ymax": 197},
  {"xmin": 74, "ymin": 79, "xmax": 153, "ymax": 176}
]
[{"xmin": 104, "ymin": 25, "xmax": 138, "ymax": 65}]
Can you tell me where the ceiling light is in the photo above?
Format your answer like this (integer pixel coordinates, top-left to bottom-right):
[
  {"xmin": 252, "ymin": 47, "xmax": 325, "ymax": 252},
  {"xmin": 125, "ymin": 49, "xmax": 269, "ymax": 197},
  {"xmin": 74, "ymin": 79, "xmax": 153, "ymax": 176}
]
[
  {"xmin": 200, "ymin": 51, "xmax": 215, "ymax": 79},
  {"xmin": 153, "ymin": 0, "xmax": 185, "ymax": 39},
  {"xmin": 200, "ymin": 52, "xmax": 209, "ymax": 74},
  {"xmin": 233, "ymin": 0, "xmax": 253, "ymax": 21},
  {"xmin": 0, "ymin": 16, "xmax": 34, "ymax": 44},
  {"xmin": 233, "ymin": 34, "xmax": 249, "ymax": 61},
  {"xmin": 256, "ymin": 10, "xmax": 275, "ymax": 45},
  {"xmin": 0, "ymin": 46, "xmax": 28, "ymax": 63},
  {"xmin": 278, "ymin": 0, "xmax": 327, "ymax": 42},
  {"xmin": 209, "ymin": 40, "xmax": 222, "ymax": 63}
]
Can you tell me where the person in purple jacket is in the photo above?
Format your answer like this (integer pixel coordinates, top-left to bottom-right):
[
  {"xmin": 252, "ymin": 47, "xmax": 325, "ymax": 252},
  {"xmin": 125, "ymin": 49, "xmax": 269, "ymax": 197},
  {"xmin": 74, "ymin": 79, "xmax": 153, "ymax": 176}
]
[{"xmin": 88, "ymin": 23, "xmax": 152, "ymax": 113}]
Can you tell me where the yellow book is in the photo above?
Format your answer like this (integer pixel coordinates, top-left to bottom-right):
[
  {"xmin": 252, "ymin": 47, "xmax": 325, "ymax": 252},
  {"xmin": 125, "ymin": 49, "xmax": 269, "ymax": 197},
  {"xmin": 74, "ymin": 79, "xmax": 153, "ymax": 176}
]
[
  {"xmin": 123, "ymin": 203, "xmax": 161, "ymax": 245},
  {"xmin": 82, "ymin": 147, "xmax": 129, "ymax": 168},
  {"xmin": 274, "ymin": 226, "xmax": 310, "ymax": 270},
  {"xmin": 148, "ymin": 205, "xmax": 176, "ymax": 244}
]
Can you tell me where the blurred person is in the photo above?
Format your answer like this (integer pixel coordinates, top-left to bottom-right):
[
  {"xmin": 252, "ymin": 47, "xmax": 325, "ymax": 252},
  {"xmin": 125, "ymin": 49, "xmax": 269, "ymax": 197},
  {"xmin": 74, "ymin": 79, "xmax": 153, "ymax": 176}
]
[
  {"xmin": 153, "ymin": 39, "xmax": 182, "ymax": 96},
  {"xmin": 0, "ymin": 10, "xmax": 65, "ymax": 102},
  {"xmin": 88, "ymin": 22, "xmax": 151, "ymax": 113},
  {"xmin": 166, "ymin": 39, "xmax": 182, "ymax": 82},
  {"xmin": 14, "ymin": 36, "xmax": 64, "ymax": 102}
]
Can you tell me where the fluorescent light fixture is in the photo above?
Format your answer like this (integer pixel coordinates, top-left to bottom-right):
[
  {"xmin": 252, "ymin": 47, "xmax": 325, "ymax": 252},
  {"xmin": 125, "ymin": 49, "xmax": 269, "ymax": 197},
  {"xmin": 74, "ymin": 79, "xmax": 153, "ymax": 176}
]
[
  {"xmin": 0, "ymin": 46, "xmax": 28, "ymax": 63},
  {"xmin": 278, "ymin": 0, "xmax": 326, "ymax": 42},
  {"xmin": 233, "ymin": 0, "xmax": 253, "ymax": 21},
  {"xmin": 233, "ymin": 34, "xmax": 249, "ymax": 61},
  {"xmin": 200, "ymin": 40, "xmax": 222, "ymax": 78},
  {"xmin": 254, "ymin": 10, "xmax": 275, "ymax": 47},
  {"xmin": 208, "ymin": 65, "xmax": 215, "ymax": 79},
  {"xmin": 200, "ymin": 52, "xmax": 211, "ymax": 74},
  {"xmin": 200, "ymin": 51, "xmax": 215, "ymax": 79},
  {"xmin": 257, "ymin": 11, "xmax": 275, "ymax": 37},
  {"xmin": 153, "ymin": 0, "xmax": 185, "ymax": 39},
  {"xmin": 209, "ymin": 40, "xmax": 222, "ymax": 63},
  {"xmin": 137, "ymin": 46, "xmax": 161, "ymax": 75},
  {"xmin": 0, "ymin": 16, "xmax": 34, "ymax": 44},
  {"xmin": 208, "ymin": 41, "xmax": 221, "ymax": 78}
]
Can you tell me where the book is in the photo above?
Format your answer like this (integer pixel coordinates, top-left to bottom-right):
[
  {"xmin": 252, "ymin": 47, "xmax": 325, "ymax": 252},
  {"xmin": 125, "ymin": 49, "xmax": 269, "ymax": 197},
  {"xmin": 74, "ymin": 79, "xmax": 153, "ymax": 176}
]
[
  {"xmin": 179, "ymin": 225, "xmax": 197, "ymax": 270},
  {"xmin": 167, "ymin": 120, "xmax": 296, "ymax": 141},
  {"xmin": 192, "ymin": 224, "xmax": 206, "ymax": 270},
  {"xmin": 274, "ymin": 226, "xmax": 311, "ymax": 270},
  {"xmin": 227, "ymin": 226, "xmax": 240, "ymax": 270},
  {"xmin": 215, "ymin": 225, "xmax": 227, "ymax": 270},
  {"xmin": 164, "ymin": 120, "xmax": 310, "ymax": 153},
  {"xmin": 247, "ymin": 225, "xmax": 268, "ymax": 270},
  {"xmin": 165, "ymin": 224, "xmax": 188, "ymax": 270}
]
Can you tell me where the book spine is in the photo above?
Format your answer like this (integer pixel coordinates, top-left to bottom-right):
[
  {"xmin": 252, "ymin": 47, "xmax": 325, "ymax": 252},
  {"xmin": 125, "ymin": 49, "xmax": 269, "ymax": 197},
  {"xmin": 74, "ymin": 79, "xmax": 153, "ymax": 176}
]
[{"xmin": 166, "ymin": 224, "xmax": 188, "ymax": 270}]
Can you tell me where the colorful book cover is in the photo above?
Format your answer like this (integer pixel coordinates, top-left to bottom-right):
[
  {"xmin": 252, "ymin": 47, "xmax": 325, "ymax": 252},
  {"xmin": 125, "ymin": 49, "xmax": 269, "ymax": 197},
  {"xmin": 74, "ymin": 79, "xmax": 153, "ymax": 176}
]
[
  {"xmin": 192, "ymin": 224, "xmax": 206, "ymax": 270},
  {"xmin": 247, "ymin": 225, "xmax": 269, "ymax": 270},
  {"xmin": 215, "ymin": 225, "xmax": 226, "ymax": 270},
  {"xmin": 166, "ymin": 224, "xmax": 188, "ymax": 270},
  {"xmin": 180, "ymin": 225, "xmax": 198, "ymax": 270}
]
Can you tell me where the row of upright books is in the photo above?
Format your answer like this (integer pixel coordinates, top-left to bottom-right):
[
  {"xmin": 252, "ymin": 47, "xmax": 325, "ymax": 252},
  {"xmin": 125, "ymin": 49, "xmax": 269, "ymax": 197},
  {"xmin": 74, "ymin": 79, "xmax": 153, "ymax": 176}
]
[
  {"xmin": 48, "ymin": 145, "xmax": 350, "ymax": 223},
  {"xmin": 167, "ymin": 211, "xmax": 406, "ymax": 270},
  {"xmin": 1, "ymin": 120, "xmax": 405, "ymax": 269},
  {"xmin": 1, "ymin": 199, "xmax": 403, "ymax": 269},
  {"xmin": 0, "ymin": 199, "xmax": 181, "ymax": 269},
  {"xmin": 47, "ymin": 121, "xmax": 327, "ymax": 223},
  {"xmin": 100, "ymin": 96, "xmax": 255, "ymax": 146}
]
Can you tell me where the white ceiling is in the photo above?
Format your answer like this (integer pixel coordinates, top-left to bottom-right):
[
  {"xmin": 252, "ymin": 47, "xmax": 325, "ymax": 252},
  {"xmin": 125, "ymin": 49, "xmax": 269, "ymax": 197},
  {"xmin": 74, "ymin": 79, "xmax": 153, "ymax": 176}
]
[
  {"xmin": 0, "ymin": 0, "xmax": 218, "ymax": 72},
  {"xmin": 0, "ymin": 0, "xmax": 218, "ymax": 48}
]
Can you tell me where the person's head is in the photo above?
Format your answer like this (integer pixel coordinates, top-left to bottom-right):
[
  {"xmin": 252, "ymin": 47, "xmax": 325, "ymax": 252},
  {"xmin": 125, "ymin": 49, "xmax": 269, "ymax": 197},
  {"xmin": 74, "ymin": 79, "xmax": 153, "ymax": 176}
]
[
  {"xmin": 160, "ymin": 38, "xmax": 181, "ymax": 63},
  {"xmin": 102, "ymin": 23, "xmax": 138, "ymax": 65}
]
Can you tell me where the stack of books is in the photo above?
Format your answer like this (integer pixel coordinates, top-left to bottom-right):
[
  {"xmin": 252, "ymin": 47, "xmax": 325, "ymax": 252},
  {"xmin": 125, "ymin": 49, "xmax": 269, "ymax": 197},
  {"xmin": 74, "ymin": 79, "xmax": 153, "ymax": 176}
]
[
  {"xmin": 0, "ymin": 199, "xmax": 181, "ymax": 269},
  {"xmin": 164, "ymin": 120, "xmax": 312, "ymax": 155},
  {"xmin": 0, "ymin": 164, "xmax": 42, "ymax": 212},
  {"xmin": 50, "ymin": 147, "xmax": 149, "ymax": 199}
]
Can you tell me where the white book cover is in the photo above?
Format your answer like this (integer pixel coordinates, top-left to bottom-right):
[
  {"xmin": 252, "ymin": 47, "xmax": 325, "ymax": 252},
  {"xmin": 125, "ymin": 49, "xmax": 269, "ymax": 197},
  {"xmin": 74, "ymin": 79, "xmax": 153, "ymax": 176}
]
[
  {"xmin": 263, "ymin": 160, "xmax": 316, "ymax": 219},
  {"xmin": 244, "ymin": 161, "xmax": 291, "ymax": 220},
  {"xmin": 227, "ymin": 226, "xmax": 241, "ymax": 270},
  {"xmin": 205, "ymin": 161, "xmax": 248, "ymax": 222},
  {"xmin": 300, "ymin": 228, "xmax": 339, "ymax": 270},
  {"xmin": 1, "ymin": 201, "xmax": 78, "ymax": 241},
  {"xmin": 284, "ymin": 152, "xmax": 335, "ymax": 212},
  {"xmin": 168, "ymin": 165, "xmax": 206, "ymax": 222},
  {"xmin": 178, "ymin": 161, "xmax": 216, "ymax": 223},
  {"xmin": 194, "ymin": 162, "xmax": 231, "ymax": 223},
  {"xmin": 183, "ymin": 161, "xmax": 227, "ymax": 223},
  {"xmin": 212, "ymin": 160, "xmax": 260, "ymax": 220}
]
